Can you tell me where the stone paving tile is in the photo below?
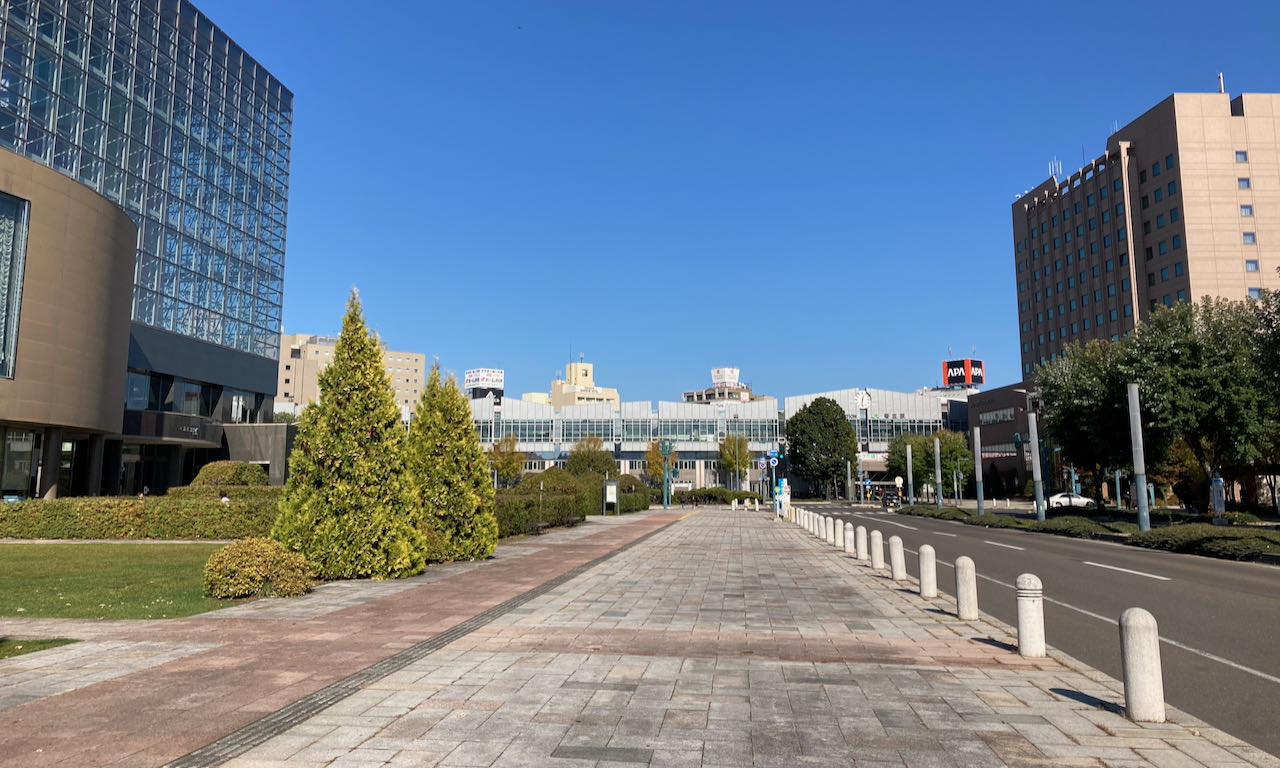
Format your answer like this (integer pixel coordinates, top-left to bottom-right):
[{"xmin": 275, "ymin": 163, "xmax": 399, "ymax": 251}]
[{"xmin": 224, "ymin": 508, "xmax": 1280, "ymax": 767}]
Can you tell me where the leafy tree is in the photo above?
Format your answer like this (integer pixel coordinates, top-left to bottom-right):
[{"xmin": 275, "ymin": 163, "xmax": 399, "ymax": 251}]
[
  {"xmin": 786, "ymin": 397, "xmax": 856, "ymax": 499},
  {"xmin": 934, "ymin": 430, "xmax": 973, "ymax": 502},
  {"xmin": 719, "ymin": 435, "xmax": 752, "ymax": 491},
  {"xmin": 1123, "ymin": 298, "xmax": 1272, "ymax": 502},
  {"xmin": 886, "ymin": 433, "xmax": 933, "ymax": 491},
  {"xmin": 645, "ymin": 439, "xmax": 677, "ymax": 487},
  {"xmin": 565, "ymin": 435, "xmax": 617, "ymax": 477},
  {"xmin": 405, "ymin": 362, "xmax": 499, "ymax": 562},
  {"xmin": 488, "ymin": 433, "xmax": 526, "ymax": 488},
  {"xmin": 272, "ymin": 290, "xmax": 425, "ymax": 580},
  {"xmin": 1037, "ymin": 340, "xmax": 1131, "ymax": 500}
]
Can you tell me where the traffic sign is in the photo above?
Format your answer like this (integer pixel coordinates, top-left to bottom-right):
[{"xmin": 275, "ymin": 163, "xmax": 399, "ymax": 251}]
[
  {"xmin": 864, "ymin": 479, "xmax": 871, "ymax": 487},
  {"xmin": 767, "ymin": 449, "xmax": 778, "ymax": 459},
  {"xmin": 758, "ymin": 458, "xmax": 767, "ymax": 469},
  {"xmin": 769, "ymin": 457, "xmax": 778, "ymax": 467},
  {"xmin": 894, "ymin": 476, "xmax": 903, "ymax": 487}
]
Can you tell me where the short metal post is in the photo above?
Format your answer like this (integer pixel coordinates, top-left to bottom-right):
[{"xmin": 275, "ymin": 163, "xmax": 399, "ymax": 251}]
[
  {"xmin": 844, "ymin": 522, "xmax": 854, "ymax": 554},
  {"xmin": 835, "ymin": 518, "xmax": 845, "ymax": 549},
  {"xmin": 869, "ymin": 530, "xmax": 885, "ymax": 570},
  {"xmin": 918, "ymin": 544, "xmax": 937, "ymax": 598},
  {"xmin": 888, "ymin": 536, "xmax": 906, "ymax": 581},
  {"xmin": 1016, "ymin": 573, "xmax": 1045, "ymax": 658},
  {"xmin": 1119, "ymin": 607, "xmax": 1165, "ymax": 722},
  {"xmin": 855, "ymin": 525, "xmax": 868, "ymax": 561},
  {"xmin": 955, "ymin": 555, "xmax": 978, "ymax": 620}
]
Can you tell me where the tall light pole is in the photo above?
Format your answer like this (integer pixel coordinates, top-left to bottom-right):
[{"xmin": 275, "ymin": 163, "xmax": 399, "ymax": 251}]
[{"xmin": 659, "ymin": 438, "xmax": 675, "ymax": 510}]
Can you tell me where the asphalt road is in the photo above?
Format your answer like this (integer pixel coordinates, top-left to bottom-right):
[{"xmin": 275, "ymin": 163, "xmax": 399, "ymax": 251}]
[{"xmin": 812, "ymin": 502, "xmax": 1280, "ymax": 756}]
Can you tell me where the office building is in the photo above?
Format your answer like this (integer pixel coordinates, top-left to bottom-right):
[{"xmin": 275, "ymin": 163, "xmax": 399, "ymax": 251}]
[
  {"xmin": 1013, "ymin": 92, "xmax": 1280, "ymax": 375},
  {"xmin": 681, "ymin": 367, "xmax": 763, "ymax": 403},
  {"xmin": 0, "ymin": 0, "xmax": 292, "ymax": 494},
  {"xmin": 521, "ymin": 357, "xmax": 620, "ymax": 409},
  {"xmin": 275, "ymin": 334, "xmax": 425, "ymax": 419}
]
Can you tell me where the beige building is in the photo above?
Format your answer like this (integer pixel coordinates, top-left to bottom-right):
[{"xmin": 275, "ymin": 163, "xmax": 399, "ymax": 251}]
[
  {"xmin": 521, "ymin": 358, "xmax": 620, "ymax": 408},
  {"xmin": 276, "ymin": 334, "xmax": 426, "ymax": 417},
  {"xmin": 1013, "ymin": 92, "xmax": 1280, "ymax": 375},
  {"xmin": 682, "ymin": 367, "xmax": 763, "ymax": 403}
]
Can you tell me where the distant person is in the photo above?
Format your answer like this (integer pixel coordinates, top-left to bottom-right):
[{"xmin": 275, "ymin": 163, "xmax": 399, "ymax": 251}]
[{"xmin": 220, "ymin": 491, "xmax": 230, "ymax": 505}]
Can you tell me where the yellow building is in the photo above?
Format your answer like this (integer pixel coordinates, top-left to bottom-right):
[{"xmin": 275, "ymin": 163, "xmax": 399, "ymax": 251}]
[
  {"xmin": 276, "ymin": 334, "xmax": 426, "ymax": 418},
  {"xmin": 522, "ymin": 358, "xmax": 620, "ymax": 408}
]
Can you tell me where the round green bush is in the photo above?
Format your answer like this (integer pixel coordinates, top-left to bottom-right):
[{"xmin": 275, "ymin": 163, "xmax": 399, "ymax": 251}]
[
  {"xmin": 191, "ymin": 461, "xmax": 269, "ymax": 487},
  {"xmin": 203, "ymin": 538, "xmax": 311, "ymax": 598}
]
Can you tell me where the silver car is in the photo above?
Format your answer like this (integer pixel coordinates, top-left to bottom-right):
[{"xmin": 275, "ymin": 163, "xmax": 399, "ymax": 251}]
[{"xmin": 1048, "ymin": 492, "xmax": 1097, "ymax": 509}]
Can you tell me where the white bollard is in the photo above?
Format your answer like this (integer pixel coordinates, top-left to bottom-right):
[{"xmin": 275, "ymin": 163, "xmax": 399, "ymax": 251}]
[
  {"xmin": 1016, "ymin": 574, "xmax": 1046, "ymax": 658},
  {"xmin": 919, "ymin": 545, "xmax": 937, "ymax": 598},
  {"xmin": 870, "ymin": 530, "xmax": 885, "ymax": 570},
  {"xmin": 955, "ymin": 556, "xmax": 978, "ymax": 620},
  {"xmin": 835, "ymin": 519, "xmax": 845, "ymax": 549},
  {"xmin": 826, "ymin": 516, "xmax": 836, "ymax": 545},
  {"xmin": 855, "ymin": 525, "xmax": 868, "ymax": 561},
  {"xmin": 888, "ymin": 536, "xmax": 906, "ymax": 581},
  {"xmin": 754, "ymin": 499, "xmax": 759, "ymax": 512},
  {"xmin": 843, "ymin": 522, "xmax": 854, "ymax": 554},
  {"xmin": 732, "ymin": 498, "xmax": 738, "ymax": 511},
  {"xmin": 1119, "ymin": 608, "xmax": 1166, "ymax": 723}
]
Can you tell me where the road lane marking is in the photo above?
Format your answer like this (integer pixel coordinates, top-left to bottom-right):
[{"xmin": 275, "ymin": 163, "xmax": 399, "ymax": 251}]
[
  {"xmin": 1082, "ymin": 561, "xmax": 1170, "ymax": 581},
  {"xmin": 851, "ymin": 514, "xmax": 917, "ymax": 530},
  {"xmin": 984, "ymin": 540, "xmax": 1025, "ymax": 550},
  {"xmin": 933, "ymin": 532, "xmax": 957, "ymax": 537},
  {"xmin": 901, "ymin": 548, "xmax": 1280, "ymax": 688}
]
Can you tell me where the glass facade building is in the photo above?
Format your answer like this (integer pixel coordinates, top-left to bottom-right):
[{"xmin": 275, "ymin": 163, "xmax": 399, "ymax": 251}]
[
  {"xmin": 0, "ymin": 0, "xmax": 290, "ymax": 356},
  {"xmin": 0, "ymin": 0, "xmax": 292, "ymax": 492}
]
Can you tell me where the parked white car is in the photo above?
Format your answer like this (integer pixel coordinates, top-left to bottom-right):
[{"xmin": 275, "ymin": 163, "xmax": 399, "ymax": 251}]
[{"xmin": 1048, "ymin": 492, "xmax": 1097, "ymax": 509}]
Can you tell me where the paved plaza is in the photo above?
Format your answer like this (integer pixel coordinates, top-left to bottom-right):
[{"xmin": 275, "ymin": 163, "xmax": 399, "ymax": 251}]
[{"xmin": 1, "ymin": 507, "xmax": 1276, "ymax": 767}]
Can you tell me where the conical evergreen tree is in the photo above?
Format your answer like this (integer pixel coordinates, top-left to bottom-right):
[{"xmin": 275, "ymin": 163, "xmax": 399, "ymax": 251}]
[
  {"xmin": 271, "ymin": 290, "xmax": 425, "ymax": 579},
  {"xmin": 405, "ymin": 362, "xmax": 499, "ymax": 561}
]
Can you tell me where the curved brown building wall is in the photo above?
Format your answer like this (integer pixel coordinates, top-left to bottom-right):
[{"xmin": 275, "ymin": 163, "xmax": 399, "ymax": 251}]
[{"xmin": 0, "ymin": 148, "xmax": 136, "ymax": 435}]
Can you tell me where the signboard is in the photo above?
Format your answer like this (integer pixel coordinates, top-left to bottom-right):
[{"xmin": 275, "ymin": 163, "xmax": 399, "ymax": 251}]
[
  {"xmin": 767, "ymin": 449, "xmax": 778, "ymax": 459},
  {"xmin": 463, "ymin": 368, "xmax": 505, "ymax": 390},
  {"xmin": 943, "ymin": 358, "xmax": 985, "ymax": 386},
  {"xmin": 711, "ymin": 367, "xmax": 740, "ymax": 386},
  {"xmin": 758, "ymin": 458, "xmax": 767, "ymax": 469},
  {"xmin": 769, "ymin": 457, "xmax": 778, "ymax": 467}
]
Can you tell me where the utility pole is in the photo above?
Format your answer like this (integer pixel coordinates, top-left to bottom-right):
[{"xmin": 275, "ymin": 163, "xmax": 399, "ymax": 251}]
[
  {"xmin": 1127, "ymin": 383, "xmax": 1151, "ymax": 532},
  {"xmin": 1028, "ymin": 412, "xmax": 1045, "ymax": 521},
  {"xmin": 974, "ymin": 426, "xmax": 984, "ymax": 516}
]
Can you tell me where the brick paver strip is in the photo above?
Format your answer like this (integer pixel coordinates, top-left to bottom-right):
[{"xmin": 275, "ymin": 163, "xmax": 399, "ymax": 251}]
[{"xmin": 0, "ymin": 511, "xmax": 685, "ymax": 767}]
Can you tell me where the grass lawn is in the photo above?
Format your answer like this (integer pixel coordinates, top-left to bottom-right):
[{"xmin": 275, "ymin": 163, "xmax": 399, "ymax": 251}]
[
  {"xmin": 0, "ymin": 543, "xmax": 248, "ymax": 619},
  {"xmin": 0, "ymin": 638, "xmax": 78, "ymax": 659}
]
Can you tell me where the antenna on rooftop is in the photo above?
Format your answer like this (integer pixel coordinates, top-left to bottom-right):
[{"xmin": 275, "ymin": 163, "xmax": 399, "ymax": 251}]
[{"xmin": 1218, "ymin": 72, "xmax": 1225, "ymax": 94}]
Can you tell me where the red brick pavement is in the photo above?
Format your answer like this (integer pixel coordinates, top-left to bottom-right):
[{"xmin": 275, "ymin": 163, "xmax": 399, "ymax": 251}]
[{"xmin": 0, "ymin": 512, "xmax": 685, "ymax": 768}]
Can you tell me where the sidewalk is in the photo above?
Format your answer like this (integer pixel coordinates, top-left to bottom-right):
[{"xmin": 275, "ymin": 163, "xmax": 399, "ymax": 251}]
[{"xmin": 2, "ymin": 507, "xmax": 1277, "ymax": 767}]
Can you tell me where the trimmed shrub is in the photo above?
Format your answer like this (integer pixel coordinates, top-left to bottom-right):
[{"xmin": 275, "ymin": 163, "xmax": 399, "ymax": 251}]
[
  {"xmin": 961, "ymin": 513, "xmax": 1028, "ymax": 529},
  {"xmin": 190, "ymin": 461, "xmax": 268, "ymax": 487},
  {"xmin": 0, "ymin": 487, "xmax": 282, "ymax": 540},
  {"xmin": 1198, "ymin": 537, "xmax": 1279, "ymax": 560},
  {"xmin": 618, "ymin": 474, "xmax": 645, "ymax": 493},
  {"xmin": 1128, "ymin": 523, "xmax": 1280, "ymax": 561},
  {"xmin": 1028, "ymin": 516, "xmax": 1111, "ymax": 538},
  {"xmin": 899, "ymin": 505, "xmax": 972, "ymax": 521},
  {"xmin": 672, "ymin": 487, "xmax": 761, "ymax": 505},
  {"xmin": 203, "ymin": 537, "xmax": 311, "ymax": 598},
  {"xmin": 1103, "ymin": 521, "xmax": 1139, "ymax": 535}
]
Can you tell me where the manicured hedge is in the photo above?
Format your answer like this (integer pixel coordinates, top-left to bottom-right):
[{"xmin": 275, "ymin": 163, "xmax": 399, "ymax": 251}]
[
  {"xmin": 961, "ymin": 513, "xmax": 1029, "ymax": 529},
  {"xmin": 1027, "ymin": 516, "xmax": 1111, "ymax": 538},
  {"xmin": 203, "ymin": 537, "xmax": 311, "ymax": 598},
  {"xmin": 673, "ymin": 487, "xmax": 762, "ymax": 505},
  {"xmin": 190, "ymin": 461, "xmax": 269, "ymax": 487},
  {"xmin": 899, "ymin": 504, "xmax": 973, "ymax": 521},
  {"xmin": 0, "ymin": 487, "xmax": 282, "ymax": 540},
  {"xmin": 1127, "ymin": 523, "xmax": 1280, "ymax": 560}
]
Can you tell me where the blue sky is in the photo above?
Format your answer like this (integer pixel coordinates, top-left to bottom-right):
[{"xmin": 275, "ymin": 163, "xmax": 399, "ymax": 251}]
[{"xmin": 204, "ymin": 0, "xmax": 1280, "ymax": 402}]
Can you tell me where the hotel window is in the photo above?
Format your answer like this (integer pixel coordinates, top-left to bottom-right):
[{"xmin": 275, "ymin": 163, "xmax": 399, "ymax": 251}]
[
  {"xmin": 1094, "ymin": 289, "xmax": 1103, "ymax": 301},
  {"xmin": 1116, "ymin": 202, "xmax": 1125, "ymax": 215},
  {"xmin": 1119, "ymin": 227, "xmax": 1127, "ymax": 239},
  {"xmin": 1103, "ymin": 211, "xmax": 1110, "ymax": 224},
  {"xmin": 1087, "ymin": 194, "xmax": 1095, "ymax": 206},
  {"xmin": 1152, "ymin": 163, "xmax": 1161, "ymax": 177},
  {"xmin": 1114, "ymin": 179, "xmax": 1123, "ymax": 191},
  {"xmin": 1141, "ymin": 195, "xmax": 1149, "ymax": 210},
  {"xmin": 1168, "ymin": 181, "xmax": 1177, "ymax": 195},
  {"xmin": 1174, "ymin": 262, "xmax": 1184, "ymax": 276},
  {"xmin": 1165, "ymin": 155, "xmax": 1174, "ymax": 169},
  {"xmin": 1154, "ymin": 189, "xmax": 1163, "ymax": 203},
  {"xmin": 1246, "ymin": 260, "xmax": 1259, "ymax": 272},
  {"xmin": 1083, "ymin": 317, "xmax": 1090, "ymax": 329},
  {"xmin": 1122, "ymin": 278, "xmax": 1130, "ymax": 292},
  {"xmin": 0, "ymin": 192, "xmax": 30, "ymax": 379},
  {"xmin": 1170, "ymin": 207, "xmax": 1179, "ymax": 222},
  {"xmin": 1239, "ymin": 178, "xmax": 1251, "ymax": 189},
  {"xmin": 1120, "ymin": 252, "xmax": 1129, "ymax": 265},
  {"xmin": 1107, "ymin": 284, "xmax": 1116, "ymax": 297},
  {"xmin": 1089, "ymin": 217, "xmax": 1097, "ymax": 230},
  {"xmin": 1161, "ymin": 267, "xmax": 1169, "ymax": 281},
  {"xmin": 1172, "ymin": 235, "xmax": 1182, "ymax": 249},
  {"xmin": 1090, "ymin": 242, "xmax": 1098, "ymax": 254},
  {"xmin": 1105, "ymin": 259, "xmax": 1114, "ymax": 272},
  {"xmin": 1110, "ymin": 308, "xmax": 1119, "ymax": 321},
  {"xmin": 1249, "ymin": 288, "xmax": 1262, "ymax": 299},
  {"xmin": 1140, "ymin": 170, "xmax": 1147, "ymax": 183},
  {"xmin": 1241, "ymin": 204, "xmax": 1253, "ymax": 216},
  {"xmin": 1097, "ymin": 313, "xmax": 1104, "ymax": 325},
  {"xmin": 1143, "ymin": 221, "xmax": 1151, "ymax": 234},
  {"xmin": 1176, "ymin": 289, "xmax": 1186, "ymax": 301},
  {"xmin": 1104, "ymin": 235, "xmax": 1112, "ymax": 247},
  {"xmin": 1075, "ymin": 202, "xmax": 1082, "ymax": 213},
  {"xmin": 1124, "ymin": 304, "xmax": 1133, "ymax": 317},
  {"xmin": 1243, "ymin": 232, "xmax": 1256, "ymax": 245},
  {"xmin": 1236, "ymin": 150, "xmax": 1249, "ymax": 162},
  {"xmin": 1163, "ymin": 295, "xmax": 1172, "ymax": 307},
  {"xmin": 1159, "ymin": 241, "xmax": 1168, "ymax": 255},
  {"xmin": 1147, "ymin": 273, "xmax": 1156, "ymax": 286},
  {"xmin": 1156, "ymin": 214, "xmax": 1165, "ymax": 229}
]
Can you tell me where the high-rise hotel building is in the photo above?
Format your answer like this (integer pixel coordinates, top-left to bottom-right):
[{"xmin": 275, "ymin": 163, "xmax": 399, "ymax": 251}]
[
  {"xmin": 0, "ymin": 0, "xmax": 290, "ymax": 496},
  {"xmin": 1013, "ymin": 92, "xmax": 1279, "ymax": 376}
]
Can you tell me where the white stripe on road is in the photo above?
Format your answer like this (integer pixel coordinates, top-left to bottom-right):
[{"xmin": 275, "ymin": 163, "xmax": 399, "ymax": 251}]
[
  {"xmin": 851, "ymin": 514, "xmax": 917, "ymax": 530},
  {"xmin": 984, "ymin": 540, "xmax": 1025, "ymax": 551},
  {"xmin": 1083, "ymin": 561, "xmax": 1170, "ymax": 581},
  {"xmin": 933, "ymin": 532, "xmax": 957, "ymax": 537},
  {"xmin": 904, "ymin": 548, "xmax": 1280, "ymax": 688}
]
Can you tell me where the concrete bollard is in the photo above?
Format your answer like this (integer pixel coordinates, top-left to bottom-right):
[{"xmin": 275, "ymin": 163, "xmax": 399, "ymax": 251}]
[
  {"xmin": 888, "ymin": 536, "xmax": 906, "ymax": 581},
  {"xmin": 918, "ymin": 545, "xmax": 937, "ymax": 598},
  {"xmin": 835, "ymin": 519, "xmax": 845, "ymax": 549},
  {"xmin": 1016, "ymin": 573, "xmax": 1046, "ymax": 658},
  {"xmin": 754, "ymin": 499, "xmax": 759, "ymax": 512},
  {"xmin": 870, "ymin": 530, "xmax": 885, "ymax": 570},
  {"xmin": 1119, "ymin": 607, "xmax": 1166, "ymax": 723},
  {"xmin": 955, "ymin": 556, "xmax": 978, "ymax": 620},
  {"xmin": 826, "ymin": 516, "xmax": 836, "ymax": 545},
  {"xmin": 732, "ymin": 499, "xmax": 738, "ymax": 511},
  {"xmin": 855, "ymin": 526, "xmax": 868, "ymax": 561},
  {"xmin": 844, "ymin": 522, "xmax": 854, "ymax": 554}
]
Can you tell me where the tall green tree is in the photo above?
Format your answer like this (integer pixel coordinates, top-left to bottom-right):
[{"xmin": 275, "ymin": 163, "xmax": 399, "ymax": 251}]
[
  {"xmin": 406, "ymin": 363, "xmax": 499, "ymax": 562},
  {"xmin": 886, "ymin": 433, "xmax": 933, "ymax": 490},
  {"xmin": 272, "ymin": 290, "xmax": 425, "ymax": 580},
  {"xmin": 645, "ymin": 439, "xmax": 676, "ymax": 487},
  {"xmin": 1037, "ymin": 340, "xmax": 1131, "ymax": 499},
  {"xmin": 786, "ymin": 397, "xmax": 856, "ymax": 498},
  {"xmin": 488, "ymin": 433, "xmax": 526, "ymax": 488},
  {"xmin": 719, "ymin": 435, "xmax": 752, "ymax": 491},
  {"xmin": 565, "ymin": 435, "xmax": 617, "ymax": 476}
]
